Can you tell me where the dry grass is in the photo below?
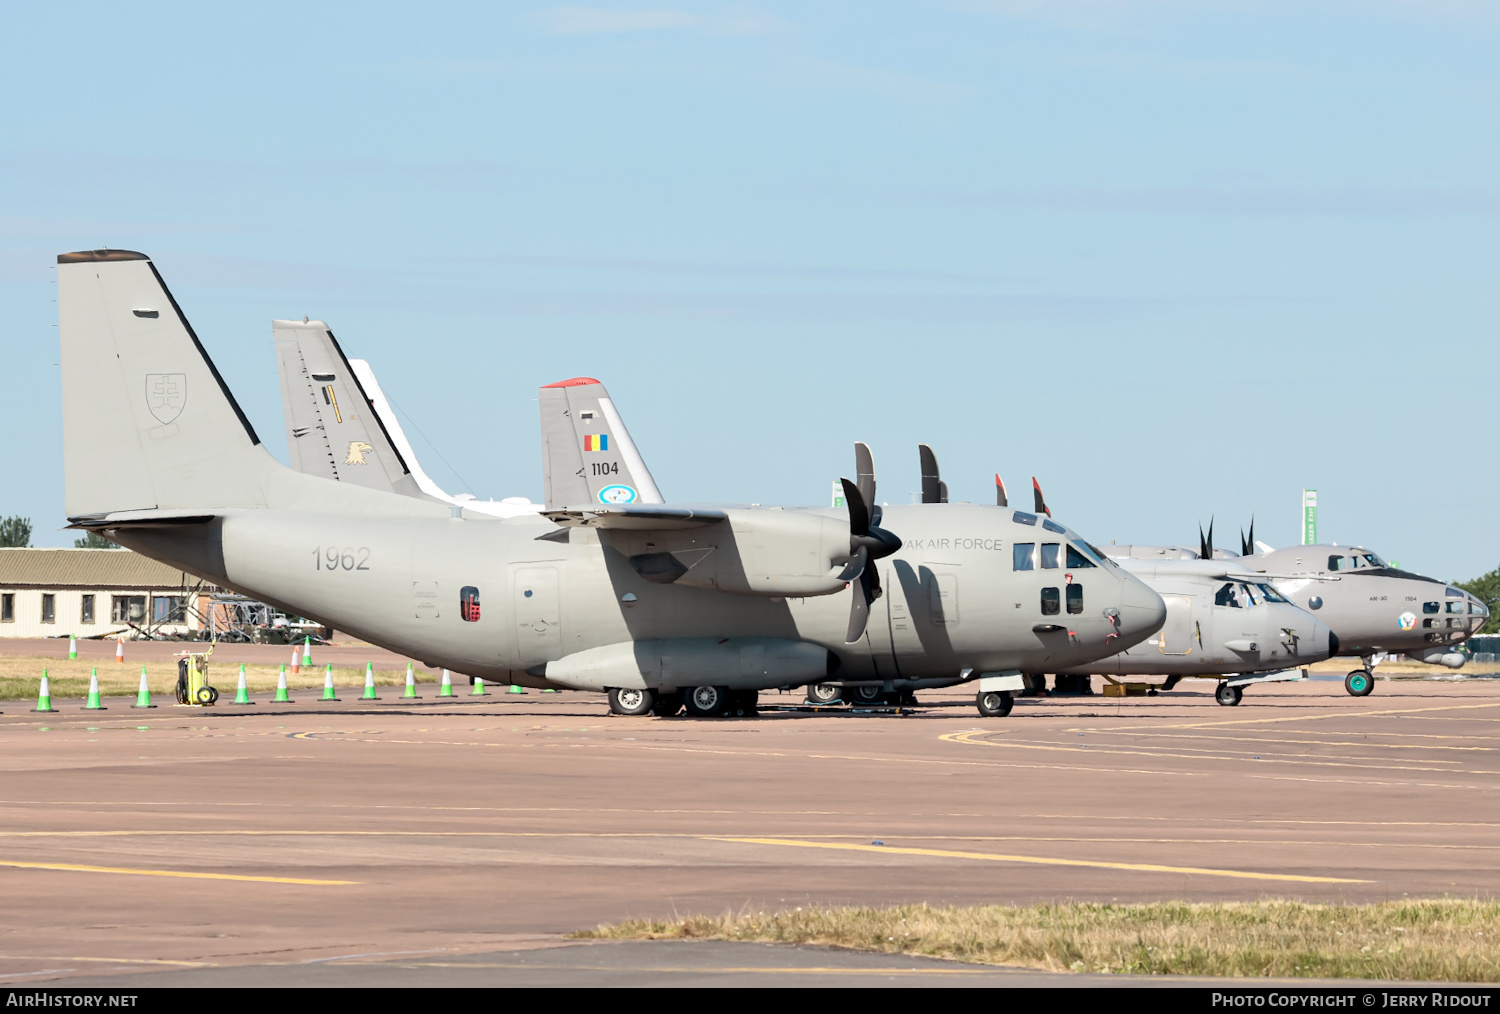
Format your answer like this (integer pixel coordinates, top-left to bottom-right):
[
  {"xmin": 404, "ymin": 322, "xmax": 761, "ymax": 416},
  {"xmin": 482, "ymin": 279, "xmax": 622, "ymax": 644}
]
[
  {"xmin": 0, "ymin": 655, "xmax": 432, "ymax": 702},
  {"xmin": 575, "ymin": 899, "xmax": 1500, "ymax": 980}
]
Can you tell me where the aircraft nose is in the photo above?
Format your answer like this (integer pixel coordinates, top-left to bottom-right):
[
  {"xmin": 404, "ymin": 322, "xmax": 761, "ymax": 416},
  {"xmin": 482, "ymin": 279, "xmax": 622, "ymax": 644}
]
[{"xmin": 1113, "ymin": 570, "xmax": 1166, "ymax": 650}]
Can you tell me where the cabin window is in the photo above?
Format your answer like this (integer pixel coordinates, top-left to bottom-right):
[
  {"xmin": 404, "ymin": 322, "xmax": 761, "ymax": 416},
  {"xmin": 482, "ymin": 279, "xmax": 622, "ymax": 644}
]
[
  {"xmin": 112, "ymin": 595, "xmax": 146, "ymax": 624},
  {"xmin": 153, "ymin": 596, "xmax": 185, "ymax": 624},
  {"xmin": 1012, "ymin": 512, "xmax": 1038, "ymax": 526},
  {"xmin": 1066, "ymin": 583, "xmax": 1083, "ymax": 614},
  {"xmin": 1424, "ymin": 618, "xmax": 1438, "ymax": 628},
  {"xmin": 1040, "ymin": 587, "xmax": 1060, "ymax": 615},
  {"xmin": 1423, "ymin": 602, "xmax": 1440, "ymax": 614},
  {"xmin": 1012, "ymin": 543, "xmax": 1035, "ymax": 571},
  {"xmin": 1042, "ymin": 519, "xmax": 1066, "ymax": 534},
  {"xmin": 460, "ymin": 586, "xmax": 481, "ymax": 622},
  {"xmin": 1065, "ymin": 544, "xmax": 1097, "ymax": 569},
  {"xmin": 41, "ymin": 594, "xmax": 55, "ymax": 624},
  {"xmin": 1, "ymin": 593, "xmax": 12, "ymax": 622},
  {"xmin": 1039, "ymin": 544, "xmax": 1060, "ymax": 569},
  {"xmin": 80, "ymin": 595, "xmax": 94, "ymax": 624}
]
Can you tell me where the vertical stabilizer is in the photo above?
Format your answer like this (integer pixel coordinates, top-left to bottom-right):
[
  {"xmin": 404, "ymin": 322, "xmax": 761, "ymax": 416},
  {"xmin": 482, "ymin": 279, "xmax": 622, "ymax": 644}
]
[
  {"xmin": 273, "ymin": 320, "xmax": 428, "ymax": 500},
  {"xmin": 59, "ymin": 250, "xmax": 273, "ymax": 518},
  {"xmin": 539, "ymin": 378, "xmax": 663, "ymax": 508}
]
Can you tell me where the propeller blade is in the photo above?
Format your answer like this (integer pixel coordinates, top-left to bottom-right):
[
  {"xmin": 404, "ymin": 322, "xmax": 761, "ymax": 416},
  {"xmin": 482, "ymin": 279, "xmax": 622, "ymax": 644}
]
[
  {"xmin": 855, "ymin": 442, "xmax": 876, "ymax": 509},
  {"xmin": 1032, "ymin": 477, "xmax": 1050, "ymax": 517},
  {"xmin": 919, "ymin": 444, "xmax": 942, "ymax": 504},
  {"xmin": 938, "ymin": 480, "xmax": 948, "ymax": 505},
  {"xmin": 1240, "ymin": 517, "xmax": 1255, "ymax": 558},
  {"xmin": 840, "ymin": 477, "xmax": 870, "ymax": 536},
  {"xmin": 995, "ymin": 474, "xmax": 1008, "ymax": 508},
  {"xmin": 845, "ymin": 572, "xmax": 872, "ymax": 643},
  {"xmin": 865, "ymin": 558, "xmax": 883, "ymax": 602},
  {"xmin": 836, "ymin": 544, "xmax": 868, "ymax": 583},
  {"xmin": 1199, "ymin": 517, "xmax": 1215, "ymax": 560}
]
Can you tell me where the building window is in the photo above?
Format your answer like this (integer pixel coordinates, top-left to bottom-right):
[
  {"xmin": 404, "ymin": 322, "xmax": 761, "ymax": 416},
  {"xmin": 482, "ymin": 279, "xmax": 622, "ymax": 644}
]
[
  {"xmin": 1066, "ymin": 583, "xmax": 1083, "ymax": 614},
  {"xmin": 460, "ymin": 586, "xmax": 481, "ymax": 622},
  {"xmin": 80, "ymin": 594, "xmax": 95, "ymax": 624},
  {"xmin": 112, "ymin": 595, "xmax": 146, "ymax": 624},
  {"xmin": 1041, "ymin": 587, "xmax": 1060, "ymax": 615},
  {"xmin": 153, "ymin": 596, "xmax": 186, "ymax": 624},
  {"xmin": 1, "ymin": 593, "xmax": 13, "ymax": 622},
  {"xmin": 41, "ymin": 594, "xmax": 55, "ymax": 624}
]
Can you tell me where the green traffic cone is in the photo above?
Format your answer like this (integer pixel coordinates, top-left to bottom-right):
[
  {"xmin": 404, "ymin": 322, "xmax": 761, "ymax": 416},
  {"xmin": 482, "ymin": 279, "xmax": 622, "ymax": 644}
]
[
  {"xmin": 472, "ymin": 675, "xmax": 487, "ymax": 696},
  {"xmin": 132, "ymin": 666, "xmax": 155, "ymax": 708},
  {"xmin": 508, "ymin": 683, "xmax": 525, "ymax": 695},
  {"xmin": 68, "ymin": 636, "xmax": 77, "ymax": 660},
  {"xmin": 85, "ymin": 668, "xmax": 105, "ymax": 710},
  {"xmin": 403, "ymin": 663, "xmax": 419, "ymax": 699},
  {"xmin": 274, "ymin": 664, "xmax": 292, "ymax": 703},
  {"xmin": 361, "ymin": 662, "xmax": 378, "ymax": 700},
  {"xmin": 302, "ymin": 635, "xmax": 312, "ymax": 668},
  {"xmin": 542, "ymin": 688, "xmax": 558, "ymax": 693},
  {"xmin": 34, "ymin": 670, "xmax": 57, "ymax": 713},
  {"xmin": 438, "ymin": 669, "xmax": 455, "ymax": 698},
  {"xmin": 322, "ymin": 663, "xmax": 339, "ymax": 701},
  {"xmin": 234, "ymin": 664, "xmax": 253, "ymax": 705}
]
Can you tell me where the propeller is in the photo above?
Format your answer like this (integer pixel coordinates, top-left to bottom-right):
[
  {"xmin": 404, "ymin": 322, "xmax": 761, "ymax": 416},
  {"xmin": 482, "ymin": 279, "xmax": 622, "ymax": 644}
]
[
  {"xmin": 918, "ymin": 444, "xmax": 948, "ymax": 504},
  {"xmin": 854, "ymin": 441, "xmax": 877, "ymax": 517},
  {"xmin": 1240, "ymin": 517, "xmax": 1255, "ymax": 558},
  {"xmin": 1199, "ymin": 517, "xmax": 1215, "ymax": 560},
  {"xmin": 995, "ymin": 474, "xmax": 1008, "ymax": 508},
  {"xmin": 1032, "ymin": 477, "xmax": 1051, "ymax": 517},
  {"xmin": 837, "ymin": 451, "xmax": 902, "ymax": 643}
]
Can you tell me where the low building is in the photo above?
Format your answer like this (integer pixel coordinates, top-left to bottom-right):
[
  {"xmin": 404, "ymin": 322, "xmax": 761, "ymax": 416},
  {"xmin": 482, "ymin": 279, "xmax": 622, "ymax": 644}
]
[{"xmin": 0, "ymin": 548, "xmax": 211, "ymax": 638}]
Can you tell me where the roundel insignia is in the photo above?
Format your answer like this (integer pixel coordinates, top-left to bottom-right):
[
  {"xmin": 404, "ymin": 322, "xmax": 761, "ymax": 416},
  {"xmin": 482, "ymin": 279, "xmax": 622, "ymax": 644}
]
[
  {"xmin": 1397, "ymin": 611, "xmax": 1417, "ymax": 631},
  {"xmin": 598, "ymin": 484, "xmax": 637, "ymax": 504}
]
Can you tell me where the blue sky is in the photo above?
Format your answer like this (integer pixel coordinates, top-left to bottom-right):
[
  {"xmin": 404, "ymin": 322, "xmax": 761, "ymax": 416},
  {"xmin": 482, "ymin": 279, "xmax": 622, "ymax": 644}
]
[{"xmin": 2, "ymin": 1, "xmax": 1496, "ymax": 579}]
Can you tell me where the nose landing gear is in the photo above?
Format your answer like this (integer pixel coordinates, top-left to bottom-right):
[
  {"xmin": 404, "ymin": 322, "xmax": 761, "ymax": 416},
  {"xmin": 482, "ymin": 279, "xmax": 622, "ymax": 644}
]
[{"xmin": 1344, "ymin": 670, "xmax": 1374, "ymax": 696}]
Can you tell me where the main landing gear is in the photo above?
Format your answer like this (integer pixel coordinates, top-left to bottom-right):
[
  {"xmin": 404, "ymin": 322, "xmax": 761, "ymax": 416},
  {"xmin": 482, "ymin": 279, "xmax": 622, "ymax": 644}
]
[
  {"xmin": 976, "ymin": 690, "xmax": 1014, "ymax": 717},
  {"xmin": 609, "ymin": 686, "xmax": 757, "ymax": 718},
  {"xmin": 1215, "ymin": 683, "xmax": 1243, "ymax": 707}
]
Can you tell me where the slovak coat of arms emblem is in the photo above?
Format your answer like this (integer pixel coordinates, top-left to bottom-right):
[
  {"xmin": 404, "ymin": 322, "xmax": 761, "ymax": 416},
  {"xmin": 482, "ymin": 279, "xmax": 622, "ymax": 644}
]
[{"xmin": 145, "ymin": 374, "xmax": 186, "ymax": 424}]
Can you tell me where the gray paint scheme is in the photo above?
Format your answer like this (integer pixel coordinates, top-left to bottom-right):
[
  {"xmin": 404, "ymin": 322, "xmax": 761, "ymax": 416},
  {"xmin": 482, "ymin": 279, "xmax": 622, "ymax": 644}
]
[
  {"xmin": 58, "ymin": 251, "xmax": 1166, "ymax": 703},
  {"xmin": 540, "ymin": 378, "xmax": 663, "ymax": 509}
]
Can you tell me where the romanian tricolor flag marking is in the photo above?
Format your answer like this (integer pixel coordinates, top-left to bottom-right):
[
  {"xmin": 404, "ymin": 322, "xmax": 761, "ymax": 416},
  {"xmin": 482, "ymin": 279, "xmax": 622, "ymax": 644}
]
[{"xmin": 584, "ymin": 434, "xmax": 608, "ymax": 452}]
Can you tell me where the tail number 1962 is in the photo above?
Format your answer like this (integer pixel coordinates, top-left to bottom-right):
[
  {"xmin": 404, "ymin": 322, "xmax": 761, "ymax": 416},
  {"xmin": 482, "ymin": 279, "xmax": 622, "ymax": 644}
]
[{"xmin": 314, "ymin": 546, "xmax": 371, "ymax": 571}]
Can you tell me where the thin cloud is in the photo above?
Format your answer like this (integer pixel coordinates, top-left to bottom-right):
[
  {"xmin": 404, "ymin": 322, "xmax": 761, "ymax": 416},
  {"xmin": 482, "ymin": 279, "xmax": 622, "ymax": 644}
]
[
  {"xmin": 534, "ymin": 6, "xmax": 789, "ymax": 37},
  {"xmin": 951, "ymin": 187, "xmax": 1500, "ymax": 217}
]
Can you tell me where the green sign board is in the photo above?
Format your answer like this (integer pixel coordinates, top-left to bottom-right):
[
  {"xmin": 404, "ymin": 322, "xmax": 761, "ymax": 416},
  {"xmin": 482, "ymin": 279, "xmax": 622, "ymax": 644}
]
[{"xmin": 1302, "ymin": 489, "xmax": 1318, "ymax": 546}]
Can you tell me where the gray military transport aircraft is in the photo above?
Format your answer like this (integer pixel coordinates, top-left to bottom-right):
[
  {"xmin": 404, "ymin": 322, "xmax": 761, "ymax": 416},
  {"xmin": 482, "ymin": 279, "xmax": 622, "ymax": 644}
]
[{"xmin": 57, "ymin": 250, "xmax": 1166, "ymax": 718}]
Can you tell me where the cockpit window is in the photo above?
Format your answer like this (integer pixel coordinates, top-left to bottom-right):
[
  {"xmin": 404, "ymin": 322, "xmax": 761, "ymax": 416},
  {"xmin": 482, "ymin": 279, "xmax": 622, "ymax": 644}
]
[
  {"xmin": 1013, "ymin": 543, "xmax": 1035, "ymax": 571},
  {"xmin": 1086, "ymin": 542, "xmax": 1119, "ymax": 568},
  {"xmin": 1423, "ymin": 602, "xmax": 1440, "ymax": 614},
  {"xmin": 1447, "ymin": 601, "xmax": 1467, "ymax": 614},
  {"xmin": 1471, "ymin": 601, "xmax": 1488, "ymax": 615},
  {"xmin": 1065, "ymin": 544, "xmax": 1098, "ymax": 569},
  {"xmin": 1328, "ymin": 555, "xmax": 1346, "ymax": 571},
  {"xmin": 1362, "ymin": 553, "xmax": 1386, "ymax": 568},
  {"xmin": 1013, "ymin": 512, "xmax": 1038, "ymax": 526},
  {"xmin": 1039, "ymin": 543, "xmax": 1061, "ymax": 569},
  {"xmin": 1214, "ymin": 583, "xmax": 1242, "ymax": 608},
  {"xmin": 1042, "ymin": 519, "xmax": 1066, "ymax": 535},
  {"xmin": 1257, "ymin": 583, "xmax": 1289, "ymax": 603},
  {"xmin": 1446, "ymin": 586, "xmax": 1465, "ymax": 597}
]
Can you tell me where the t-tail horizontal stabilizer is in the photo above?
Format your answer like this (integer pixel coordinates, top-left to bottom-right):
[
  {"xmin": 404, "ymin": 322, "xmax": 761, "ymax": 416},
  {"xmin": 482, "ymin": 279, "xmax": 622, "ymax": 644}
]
[{"xmin": 540, "ymin": 377, "xmax": 664, "ymax": 509}]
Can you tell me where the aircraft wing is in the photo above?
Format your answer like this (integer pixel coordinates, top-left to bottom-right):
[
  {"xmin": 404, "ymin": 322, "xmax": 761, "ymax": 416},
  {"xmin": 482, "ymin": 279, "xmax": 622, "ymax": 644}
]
[
  {"xmin": 541, "ymin": 505, "xmax": 727, "ymax": 530},
  {"xmin": 273, "ymin": 320, "xmax": 430, "ymax": 500},
  {"xmin": 1223, "ymin": 572, "xmax": 1342, "ymax": 583},
  {"xmin": 540, "ymin": 378, "xmax": 664, "ymax": 509}
]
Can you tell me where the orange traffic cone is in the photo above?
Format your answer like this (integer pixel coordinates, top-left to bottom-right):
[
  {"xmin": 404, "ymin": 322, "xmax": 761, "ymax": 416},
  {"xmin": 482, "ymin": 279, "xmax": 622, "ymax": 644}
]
[
  {"xmin": 115, "ymin": 637, "xmax": 124, "ymax": 664},
  {"xmin": 291, "ymin": 646, "xmax": 301, "ymax": 676}
]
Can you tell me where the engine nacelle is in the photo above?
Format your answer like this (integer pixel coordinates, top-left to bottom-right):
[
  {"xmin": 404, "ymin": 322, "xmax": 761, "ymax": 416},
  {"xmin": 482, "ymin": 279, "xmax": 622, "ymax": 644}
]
[
  {"xmin": 1405, "ymin": 647, "xmax": 1467, "ymax": 669},
  {"xmin": 541, "ymin": 637, "xmax": 838, "ymax": 692},
  {"xmin": 615, "ymin": 509, "xmax": 852, "ymax": 597}
]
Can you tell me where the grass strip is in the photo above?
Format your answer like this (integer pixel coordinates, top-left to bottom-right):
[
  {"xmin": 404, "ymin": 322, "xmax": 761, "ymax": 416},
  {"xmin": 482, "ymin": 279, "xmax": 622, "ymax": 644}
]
[
  {"xmin": 574, "ymin": 899, "xmax": 1500, "ymax": 980},
  {"xmin": 0, "ymin": 656, "xmax": 429, "ymax": 701}
]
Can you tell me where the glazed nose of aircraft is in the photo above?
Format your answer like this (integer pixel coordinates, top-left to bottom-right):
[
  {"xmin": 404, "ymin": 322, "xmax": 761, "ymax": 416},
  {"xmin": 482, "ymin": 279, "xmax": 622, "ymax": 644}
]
[{"xmin": 1113, "ymin": 570, "xmax": 1166, "ymax": 649}]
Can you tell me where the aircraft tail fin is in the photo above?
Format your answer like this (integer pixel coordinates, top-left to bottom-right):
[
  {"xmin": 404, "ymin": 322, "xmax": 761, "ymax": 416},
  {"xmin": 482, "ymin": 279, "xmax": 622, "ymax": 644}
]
[
  {"xmin": 539, "ymin": 378, "xmax": 663, "ymax": 508},
  {"xmin": 58, "ymin": 250, "xmax": 273, "ymax": 519},
  {"xmin": 273, "ymin": 320, "xmax": 431, "ymax": 501}
]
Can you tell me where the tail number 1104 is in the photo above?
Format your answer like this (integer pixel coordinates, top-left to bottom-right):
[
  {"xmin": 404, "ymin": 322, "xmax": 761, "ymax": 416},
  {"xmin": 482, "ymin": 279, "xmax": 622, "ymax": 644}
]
[{"xmin": 314, "ymin": 546, "xmax": 371, "ymax": 571}]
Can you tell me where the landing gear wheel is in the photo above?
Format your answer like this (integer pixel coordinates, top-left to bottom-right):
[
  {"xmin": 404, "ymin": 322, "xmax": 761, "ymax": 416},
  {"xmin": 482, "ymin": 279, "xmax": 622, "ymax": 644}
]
[
  {"xmin": 727, "ymin": 690, "xmax": 759, "ymax": 717},
  {"xmin": 976, "ymin": 690, "xmax": 1013, "ymax": 717},
  {"xmin": 650, "ymin": 691, "xmax": 683, "ymax": 717},
  {"xmin": 1345, "ymin": 670, "xmax": 1375, "ymax": 697},
  {"xmin": 194, "ymin": 685, "xmax": 218, "ymax": 706},
  {"xmin": 608, "ymin": 687, "xmax": 655, "ymax": 716},
  {"xmin": 806, "ymin": 683, "xmax": 841, "ymax": 705},
  {"xmin": 685, "ymin": 685, "xmax": 729, "ymax": 717},
  {"xmin": 1215, "ymin": 683, "xmax": 1243, "ymax": 707},
  {"xmin": 850, "ymin": 685, "xmax": 883, "ymax": 705}
]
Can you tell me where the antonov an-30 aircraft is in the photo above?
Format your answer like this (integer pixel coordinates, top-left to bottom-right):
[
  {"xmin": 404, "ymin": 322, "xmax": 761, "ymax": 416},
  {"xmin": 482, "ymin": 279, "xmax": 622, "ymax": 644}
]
[{"xmin": 58, "ymin": 250, "xmax": 1165, "ymax": 718}]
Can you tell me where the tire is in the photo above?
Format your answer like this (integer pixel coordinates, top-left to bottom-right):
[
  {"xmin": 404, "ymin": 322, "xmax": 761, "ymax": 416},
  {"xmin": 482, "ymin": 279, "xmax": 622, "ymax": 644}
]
[
  {"xmin": 650, "ymin": 691, "xmax": 684, "ymax": 717},
  {"xmin": 727, "ymin": 690, "xmax": 759, "ymax": 717},
  {"xmin": 684, "ymin": 685, "xmax": 729, "ymax": 717},
  {"xmin": 850, "ymin": 685, "xmax": 883, "ymax": 704},
  {"xmin": 976, "ymin": 690, "xmax": 1014, "ymax": 717},
  {"xmin": 1345, "ymin": 670, "xmax": 1374, "ymax": 697},
  {"xmin": 1215, "ymin": 683, "xmax": 1243, "ymax": 706},
  {"xmin": 806, "ymin": 682, "xmax": 841, "ymax": 705},
  {"xmin": 194, "ymin": 685, "xmax": 218, "ymax": 706},
  {"xmin": 608, "ymin": 687, "xmax": 655, "ymax": 716}
]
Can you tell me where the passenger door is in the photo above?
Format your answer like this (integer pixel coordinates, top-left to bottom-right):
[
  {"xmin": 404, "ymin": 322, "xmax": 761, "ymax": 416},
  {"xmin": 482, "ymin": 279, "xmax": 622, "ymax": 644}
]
[
  {"xmin": 1158, "ymin": 595, "xmax": 1196, "ymax": 655},
  {"xmin": 512, "ymin": 565, "xmax": 562, "ymax": 663}
]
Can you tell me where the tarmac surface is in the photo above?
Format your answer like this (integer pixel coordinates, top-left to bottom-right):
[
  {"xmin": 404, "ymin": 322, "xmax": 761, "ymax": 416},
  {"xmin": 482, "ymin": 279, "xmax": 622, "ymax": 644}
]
[{"xmin": 0, "ymin": 674, "xmax": 1497, "ymax": 987}]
